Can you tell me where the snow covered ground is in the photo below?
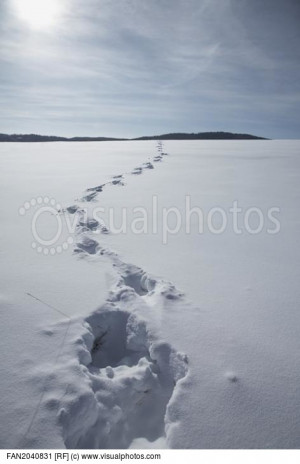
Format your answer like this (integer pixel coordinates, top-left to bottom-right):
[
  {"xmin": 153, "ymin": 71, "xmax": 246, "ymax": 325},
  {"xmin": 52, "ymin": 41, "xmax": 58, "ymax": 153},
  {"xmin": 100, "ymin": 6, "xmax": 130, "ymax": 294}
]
[{"xmin": 0, "ymin": 140, "xmax": 300, "ymax": 449}]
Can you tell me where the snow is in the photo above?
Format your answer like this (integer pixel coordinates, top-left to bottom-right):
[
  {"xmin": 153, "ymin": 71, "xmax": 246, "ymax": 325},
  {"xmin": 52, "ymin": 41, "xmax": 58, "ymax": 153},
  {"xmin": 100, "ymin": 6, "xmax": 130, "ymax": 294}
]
[{"xmin": 0, "ymin": 140, "xmax": 300, "ymax": 449}]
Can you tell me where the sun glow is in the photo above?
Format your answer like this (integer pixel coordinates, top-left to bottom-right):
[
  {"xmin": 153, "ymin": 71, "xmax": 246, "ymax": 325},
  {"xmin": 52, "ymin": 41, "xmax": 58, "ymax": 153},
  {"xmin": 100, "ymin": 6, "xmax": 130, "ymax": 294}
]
[{"xmin": 12, "ymin": 0, "xmax": 62, "ymax": 30}]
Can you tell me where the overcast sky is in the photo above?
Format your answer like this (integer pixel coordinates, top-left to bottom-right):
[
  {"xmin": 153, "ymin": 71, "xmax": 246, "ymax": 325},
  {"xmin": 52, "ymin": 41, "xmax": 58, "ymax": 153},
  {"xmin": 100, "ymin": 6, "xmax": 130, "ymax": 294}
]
[{"xmin": 0, "ymin": 0, "xmax": 299, "ymax": 138}]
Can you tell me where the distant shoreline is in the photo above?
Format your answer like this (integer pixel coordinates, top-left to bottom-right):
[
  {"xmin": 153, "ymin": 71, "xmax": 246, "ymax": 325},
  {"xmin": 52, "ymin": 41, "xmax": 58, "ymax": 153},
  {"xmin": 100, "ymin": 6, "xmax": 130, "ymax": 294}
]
[{"xmin": 0, "ymin": 131, "xmax": 268, "ymax": 142}]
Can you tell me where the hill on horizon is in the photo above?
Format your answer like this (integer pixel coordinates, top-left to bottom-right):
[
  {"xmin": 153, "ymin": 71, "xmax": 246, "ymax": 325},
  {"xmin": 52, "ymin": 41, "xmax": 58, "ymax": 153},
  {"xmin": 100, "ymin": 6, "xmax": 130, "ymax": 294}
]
[{"xmin": 0, "ymin": 131, "xmax": 268, "ymax": 142}]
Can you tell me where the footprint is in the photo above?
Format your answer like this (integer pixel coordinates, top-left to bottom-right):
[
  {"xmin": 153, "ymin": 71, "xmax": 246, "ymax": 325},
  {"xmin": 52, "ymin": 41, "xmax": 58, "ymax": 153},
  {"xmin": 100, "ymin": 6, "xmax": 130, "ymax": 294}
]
[
  {"xmin": 153, "ymin": 156, "xmax": 162, "ymax": 162},
  {"xmin": 99, "ymin": 224, "xmax": 110, "ymax": 234},
  {"xmin": 111, "ymin": 179, "xmax": 125, "ymax": 186},
  {"xmin": 113, "ymin": 262, "xmax": 184, "ymax": 301},
  {"xmin": 74, "ymin": 237, "xmax": 99, "ymax": 254},
  {"xmin": 116, "ymin": 263, "xmax": 157, "ymax": 296},
  {"xmin": 66, "ymin": 205, "xmax": 79, "ymax": 214},
  {"xmin": 81, "ymin": 184, "xmax": 106, "ymax": 202},
  {"xmin": 59, "ymin": 305, "xmax": 188, "ymax": 449},
  {"xmin": 78, "ymin": 218, "xmax": 100, "ymax": 231},
  {"xmin": 143, "ymin": 162, "xmax": 154, "ymax": 170},
  {"xmin": 131, "ymin": 167, "xmax": 143, "ymax": 175},
  {"xmin": 81, "ymin": 191, "xmax": 99, "ymax": 202},
  {"xmin": 89, "ymin": 310, "xmax": 146, "ymax": 368},
  {"xmin": 87, "ymin": 185, "xmax": 105, "ymax": 193}
]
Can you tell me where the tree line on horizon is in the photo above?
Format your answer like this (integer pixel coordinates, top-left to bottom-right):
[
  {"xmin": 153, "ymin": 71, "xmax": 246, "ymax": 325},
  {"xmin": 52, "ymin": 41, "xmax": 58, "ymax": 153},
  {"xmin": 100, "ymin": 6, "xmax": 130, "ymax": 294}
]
[{"xmin": 0, "ymin": 131, "xmax": 267, "ymax": 142}]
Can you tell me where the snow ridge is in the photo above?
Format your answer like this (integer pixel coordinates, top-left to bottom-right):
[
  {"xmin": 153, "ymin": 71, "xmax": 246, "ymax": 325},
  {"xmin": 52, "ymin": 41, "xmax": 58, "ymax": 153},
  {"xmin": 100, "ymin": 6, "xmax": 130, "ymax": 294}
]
[{"xmin": 56, "ymin": 142, "xmax": 189, "ymax": 448}]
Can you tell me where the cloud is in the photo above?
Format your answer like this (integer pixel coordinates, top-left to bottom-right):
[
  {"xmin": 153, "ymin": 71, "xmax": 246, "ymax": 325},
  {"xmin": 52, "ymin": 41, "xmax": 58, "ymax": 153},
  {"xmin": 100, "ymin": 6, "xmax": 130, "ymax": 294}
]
[{"xmin": 0, "ymin": 0, "xmax": 299, "ymax": 137}]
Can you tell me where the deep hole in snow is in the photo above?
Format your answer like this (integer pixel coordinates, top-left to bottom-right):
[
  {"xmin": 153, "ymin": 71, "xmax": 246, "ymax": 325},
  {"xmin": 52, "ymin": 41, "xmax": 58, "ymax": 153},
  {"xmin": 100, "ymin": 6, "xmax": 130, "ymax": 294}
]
[
  {"xmin": 89, "ymin": 310, "xmax": 149, "ymax": 368},
  {"xmin": 122, "ymin": 272, "xmax": 148, "ymax": 296},
  {"xmin": 60, "ymin": 309, "xmax": 188, "ymax": 448}
]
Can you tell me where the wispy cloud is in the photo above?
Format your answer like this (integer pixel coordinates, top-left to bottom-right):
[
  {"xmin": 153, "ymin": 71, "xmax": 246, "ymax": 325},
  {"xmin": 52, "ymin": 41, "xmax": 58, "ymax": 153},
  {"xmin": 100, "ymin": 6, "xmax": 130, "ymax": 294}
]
[{"xmin": 0, "ymin": 0, "xmax": 299, "ymax": 137}]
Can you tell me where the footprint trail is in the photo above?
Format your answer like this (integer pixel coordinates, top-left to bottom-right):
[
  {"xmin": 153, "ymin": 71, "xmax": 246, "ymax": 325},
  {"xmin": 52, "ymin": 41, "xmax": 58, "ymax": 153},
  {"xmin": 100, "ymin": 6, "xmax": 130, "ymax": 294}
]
[
  {"xmin": 52, "ymin": 142, "xmax": 189, "ymax": 448},
  {"xmin": 71, "ymin": 142, "xmax": 168, "ymax": 204}
]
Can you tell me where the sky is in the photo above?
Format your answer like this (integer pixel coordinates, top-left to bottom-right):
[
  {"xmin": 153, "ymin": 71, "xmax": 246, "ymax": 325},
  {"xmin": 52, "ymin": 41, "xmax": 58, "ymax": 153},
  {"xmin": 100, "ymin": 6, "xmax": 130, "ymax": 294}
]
[{"xmin": 0, "ymin": 0, "xmax": 299, "ymax": 139}]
